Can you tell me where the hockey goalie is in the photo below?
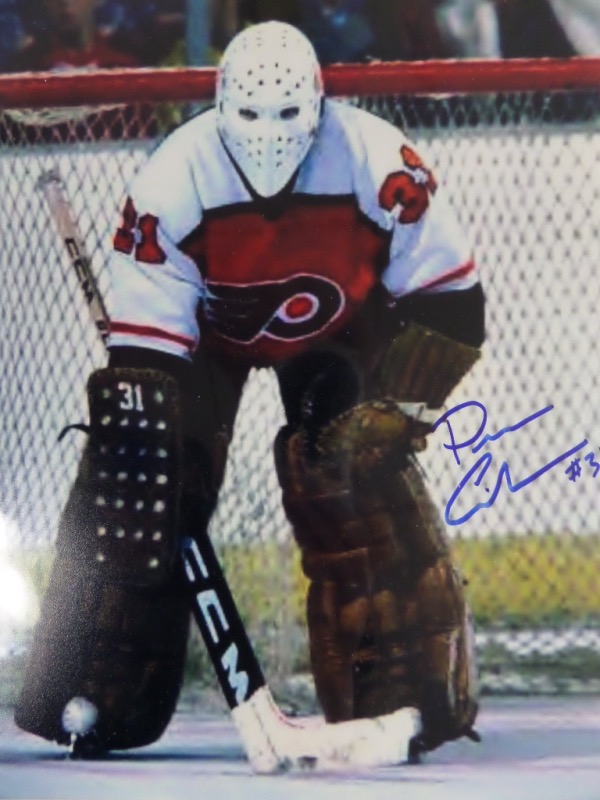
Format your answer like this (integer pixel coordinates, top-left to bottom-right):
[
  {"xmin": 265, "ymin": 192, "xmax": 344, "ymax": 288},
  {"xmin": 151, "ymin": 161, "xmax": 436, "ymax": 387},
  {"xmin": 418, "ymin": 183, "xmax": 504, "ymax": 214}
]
[{"xmin": 15, "ymin": 21, "xmax": 482, "ymax": 760}]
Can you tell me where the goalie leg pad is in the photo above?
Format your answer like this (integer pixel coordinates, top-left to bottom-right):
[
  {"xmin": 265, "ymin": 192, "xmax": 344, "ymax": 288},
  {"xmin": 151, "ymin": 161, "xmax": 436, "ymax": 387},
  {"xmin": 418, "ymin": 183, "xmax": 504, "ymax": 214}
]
[
  {"xmin": 275, "ymin": 414, "xmax": 450, "ymax": 581},
  {"xmin": 351, "ymin": 556, "xmax": 479, "ymax": 750},
  {"xmin": 275, "ymin": 426, "xmax": 479, "ymax": 747},
  {"xmin": 15, "ymin": 367, "xmax": 191, "ymax": 750},
  {"xmin": 411, "ymin": 558, "xmax": 479, "ymax": 752},
  {"xmin": 15, "ymin": 549, "xmax": 190, "ymax": 749},
  {"xmin": 60, "ymin": 367, "xmax": 184, "ymax": 587}
]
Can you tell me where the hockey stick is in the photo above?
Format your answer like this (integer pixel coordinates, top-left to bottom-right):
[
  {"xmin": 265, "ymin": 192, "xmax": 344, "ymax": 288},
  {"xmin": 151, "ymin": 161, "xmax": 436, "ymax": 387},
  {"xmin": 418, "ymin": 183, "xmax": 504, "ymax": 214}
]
[
  {"xmin": 39, "ymin": 168, "xmax": 421, "ymax": 773},
  {"xmin": 37, "ymin": 171, "xmax": 110, "ymax": 346}
]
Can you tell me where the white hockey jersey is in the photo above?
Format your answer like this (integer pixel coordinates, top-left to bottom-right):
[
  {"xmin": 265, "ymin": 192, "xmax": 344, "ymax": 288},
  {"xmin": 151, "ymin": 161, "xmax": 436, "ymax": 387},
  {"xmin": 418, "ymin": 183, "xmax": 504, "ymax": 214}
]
[{"xmin": 108, "ymin": 99, "xmax": 477, "ymax": 364}]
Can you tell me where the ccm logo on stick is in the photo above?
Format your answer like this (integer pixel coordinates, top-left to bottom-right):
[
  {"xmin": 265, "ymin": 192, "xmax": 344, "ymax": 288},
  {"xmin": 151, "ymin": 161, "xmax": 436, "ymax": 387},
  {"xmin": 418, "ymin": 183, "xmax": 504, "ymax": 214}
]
[{"xmin": 182, "ymin": 539, "xmax": 250, "ymax": 704}]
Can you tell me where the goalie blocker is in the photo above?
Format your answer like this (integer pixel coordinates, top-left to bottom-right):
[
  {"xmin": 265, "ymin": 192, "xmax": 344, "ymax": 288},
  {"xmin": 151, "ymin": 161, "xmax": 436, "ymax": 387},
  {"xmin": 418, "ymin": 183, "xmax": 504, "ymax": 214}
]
[
  {"xmin": 15, "ymin": 367, "xmax": 193, "ymax": 753},
  {"xmin": 275, "ymin": 321, "xmax": 481, "ymax": 754}
]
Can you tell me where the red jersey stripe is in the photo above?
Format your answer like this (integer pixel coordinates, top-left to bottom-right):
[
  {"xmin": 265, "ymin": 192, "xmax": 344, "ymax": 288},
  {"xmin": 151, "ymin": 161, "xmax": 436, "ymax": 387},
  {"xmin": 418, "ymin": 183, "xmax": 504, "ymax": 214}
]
[
  {"xmin": 419, "ymin": 260, "xmax": 476, "ymax": 292},
  {"xmin": 110, "ymin": 321, "xmax": 196, "ymax": 351}
]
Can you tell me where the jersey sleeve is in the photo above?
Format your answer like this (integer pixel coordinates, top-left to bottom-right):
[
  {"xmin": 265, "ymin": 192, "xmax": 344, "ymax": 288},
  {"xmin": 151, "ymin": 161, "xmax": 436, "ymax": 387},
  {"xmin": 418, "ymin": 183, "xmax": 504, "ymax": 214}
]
[
  {"xmin": 349, "ymin": 106, "xmax": 478, "ymax": 298},
  {"xmin": 107, "ymin": 127, "xmax": 205, "ymax": 360}
]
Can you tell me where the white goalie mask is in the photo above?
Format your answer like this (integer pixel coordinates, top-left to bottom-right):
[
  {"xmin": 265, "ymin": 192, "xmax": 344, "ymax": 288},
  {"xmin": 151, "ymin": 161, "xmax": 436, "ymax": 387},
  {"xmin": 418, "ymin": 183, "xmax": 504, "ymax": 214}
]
[{"xmin": 216, "ymin": 22, "xmax": 324, "ymax": 198}]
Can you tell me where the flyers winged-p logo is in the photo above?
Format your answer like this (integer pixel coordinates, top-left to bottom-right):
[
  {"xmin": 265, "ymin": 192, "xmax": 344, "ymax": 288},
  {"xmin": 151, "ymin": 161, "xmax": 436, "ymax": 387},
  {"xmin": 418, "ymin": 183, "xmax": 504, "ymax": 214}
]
[{"xmin": 202, "ymin": 273, "xmax": 345, "ymax": 345}]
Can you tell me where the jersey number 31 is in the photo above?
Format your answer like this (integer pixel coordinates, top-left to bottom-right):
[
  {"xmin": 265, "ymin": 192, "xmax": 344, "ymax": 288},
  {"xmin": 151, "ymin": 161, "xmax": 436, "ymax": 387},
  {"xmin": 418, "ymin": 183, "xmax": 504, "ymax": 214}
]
[
  {"xmin": 113, "ymin": 197, "xmax": 167, "ymax": 264},
  {"xmin": 379, "ymin": 145, "xmax": 438, "ymax": 224}
]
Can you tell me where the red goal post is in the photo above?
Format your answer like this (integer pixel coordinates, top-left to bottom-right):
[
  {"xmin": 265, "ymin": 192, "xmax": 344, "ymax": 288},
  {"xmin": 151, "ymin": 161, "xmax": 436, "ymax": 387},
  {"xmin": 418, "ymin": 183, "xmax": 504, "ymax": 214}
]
[
  {"xmin": 0, "ymin": 58, "xmax": 598, "ymax": 107},
  {"xmin": 1, "ymin": 59, "xmax": 599, "ymax": 694}
]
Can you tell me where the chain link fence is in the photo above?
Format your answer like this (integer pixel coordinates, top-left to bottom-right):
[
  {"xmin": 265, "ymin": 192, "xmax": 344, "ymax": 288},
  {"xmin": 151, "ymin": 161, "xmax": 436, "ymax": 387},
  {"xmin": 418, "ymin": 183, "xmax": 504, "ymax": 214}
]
[{"xmin": 0, "ymin": 82, "xmax": 599, "ymax": 701}]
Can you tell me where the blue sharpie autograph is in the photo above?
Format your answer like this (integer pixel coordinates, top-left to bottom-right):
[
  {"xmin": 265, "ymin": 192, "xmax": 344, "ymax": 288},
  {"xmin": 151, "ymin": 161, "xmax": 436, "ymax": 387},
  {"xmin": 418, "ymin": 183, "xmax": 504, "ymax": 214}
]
[{"xmin": 433, "ymin": 401, "xmax": 588, "ymax": 526}]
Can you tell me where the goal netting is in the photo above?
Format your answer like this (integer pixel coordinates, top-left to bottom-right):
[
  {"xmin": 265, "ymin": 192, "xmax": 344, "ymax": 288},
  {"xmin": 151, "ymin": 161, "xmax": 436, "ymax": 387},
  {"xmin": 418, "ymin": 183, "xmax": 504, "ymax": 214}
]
[{"xmin": 1, "ymin": 60, "xmax": 599, "ymax": 700}]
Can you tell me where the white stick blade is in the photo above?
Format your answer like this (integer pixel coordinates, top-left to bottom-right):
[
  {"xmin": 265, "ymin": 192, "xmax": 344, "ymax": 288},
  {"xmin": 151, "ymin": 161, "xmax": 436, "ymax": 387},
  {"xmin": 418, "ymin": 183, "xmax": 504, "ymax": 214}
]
[{"xmin": 232, "ymin": 687, "xmax": 421, "ymax": 774}]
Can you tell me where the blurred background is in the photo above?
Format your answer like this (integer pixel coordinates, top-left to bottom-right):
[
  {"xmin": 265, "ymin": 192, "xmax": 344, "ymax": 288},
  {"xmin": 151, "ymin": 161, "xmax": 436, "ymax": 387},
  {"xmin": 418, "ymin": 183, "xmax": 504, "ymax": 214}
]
[{"xmin": 0, "ymin": 0, "xmax": 599, "ymax": 73}]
